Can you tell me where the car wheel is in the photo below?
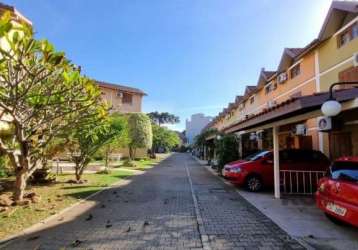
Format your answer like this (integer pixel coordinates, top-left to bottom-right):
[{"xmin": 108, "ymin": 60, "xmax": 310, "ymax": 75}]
[{"xmin": 245, "ymin": 175, "xmax": 263, "ymax": 192}]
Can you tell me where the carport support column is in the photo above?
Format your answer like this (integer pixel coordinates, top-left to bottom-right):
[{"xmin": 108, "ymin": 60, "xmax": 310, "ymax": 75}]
[{"xmin": 273, "ymin": 126, "xmax": 280, "ymax": 199}]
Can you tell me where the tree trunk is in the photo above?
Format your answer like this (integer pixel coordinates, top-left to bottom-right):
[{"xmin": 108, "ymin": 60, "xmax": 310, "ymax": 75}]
[
  {"xmin": 105, "ymin": 146, "xmax": 110, "ymax": 171},
  {"xmin": 74, "ymin": 157, "xmax": 90, "ymax": 182},
  {"xmin": 14, "ymin": 168, "xmax": 28, "ymax": 201},
  {"xmin": 129, "ymin": 147, "xmax": 133, "ymax": 160},
  {"xmin": 75, "ymin": 163, "xmax": 81, "ymax": 182}
]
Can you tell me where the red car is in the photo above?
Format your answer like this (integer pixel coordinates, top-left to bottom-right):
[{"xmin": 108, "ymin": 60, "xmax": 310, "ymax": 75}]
[
  {"xmin": 316, "ymin": 157, "xmax": 358, "ymax": 227},
  {"xmin": 222, "ymin": 149, "xmax": 330, "ymax": 192}
]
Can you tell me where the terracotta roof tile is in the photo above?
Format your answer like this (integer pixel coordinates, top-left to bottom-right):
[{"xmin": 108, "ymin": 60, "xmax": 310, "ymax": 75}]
[
  {"xmin": 262, "ymin": 70, "xmax": 276, "ymax": 79},
  {"xmin": 96, "ymin": 81, "xmax": 147, "ymax": 96},
  {"xmin": 286, "ymin": 48, "xmax": 304, "ymax": 58}
]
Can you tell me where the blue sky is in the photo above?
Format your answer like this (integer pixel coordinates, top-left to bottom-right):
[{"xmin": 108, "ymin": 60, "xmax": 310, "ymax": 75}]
[{"xmin": 7, "ymin": 0, "xmax": 332, "ymax": 131}]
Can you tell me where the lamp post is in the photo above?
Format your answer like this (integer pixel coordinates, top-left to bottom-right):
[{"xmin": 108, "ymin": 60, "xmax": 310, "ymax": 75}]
[{"xmin": 321, "ymin": 81, "xmax": 358, "ymax": 117}]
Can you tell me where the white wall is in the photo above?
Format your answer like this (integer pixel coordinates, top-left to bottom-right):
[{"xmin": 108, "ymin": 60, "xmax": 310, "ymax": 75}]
[{"xmin": 185, "ymin": 113, "xmax": 212, "ymax": 144}]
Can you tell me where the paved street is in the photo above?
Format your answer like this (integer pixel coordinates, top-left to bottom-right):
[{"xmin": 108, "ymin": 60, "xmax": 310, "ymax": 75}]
[{"xmin": 2, "ymin": 153, "xmax": 304, "ymax": 250}]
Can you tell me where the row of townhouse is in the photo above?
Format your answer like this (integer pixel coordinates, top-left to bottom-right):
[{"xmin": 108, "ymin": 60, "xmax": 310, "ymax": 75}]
[{"xmin": 205, "ymin": 1, "xmax": 358, "ymax": 160}]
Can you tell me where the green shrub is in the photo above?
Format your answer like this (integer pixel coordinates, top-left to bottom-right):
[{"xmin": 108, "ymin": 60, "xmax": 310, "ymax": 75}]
[
  {"xmin": 123, "ymin": 159, "xmax": 139, "ymax": 168},
  {"xmin": 216, "ymin": 134, "xmax": 239, "ymax": 172},
  {"xmin": 96, "ymin": 169, "xmax": 111, "ymax": 174}
]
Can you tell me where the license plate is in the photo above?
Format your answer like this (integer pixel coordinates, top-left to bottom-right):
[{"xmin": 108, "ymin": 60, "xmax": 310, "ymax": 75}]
[{"xmin": 326, "ymin": 202, "xmax": 347, "ymax": 216}]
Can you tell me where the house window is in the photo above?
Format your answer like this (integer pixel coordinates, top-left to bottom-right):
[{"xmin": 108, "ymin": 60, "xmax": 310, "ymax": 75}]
[
  {"xmin": 122, "ymin": 93, "xmax": 133, "ymax": 104},
  {"xmin": 338, "ymin": 22, "xmax": 358, "ymax": 47},
  {"xmin": 290, "ymin": 64, "xmax": 301, "ymax": 79},
  {"xmin": 249, "ymin": 96, "xmax": 255, "ymax": 104},
  {"xmin": 265, "ymin": 85, "xmax": 271, "ymax": 94},
  {"xmin": 353, "ymin": 23, "xmax": 358, "ymax": 39},
  {"xmin": 239, "ymin": 102, "xmax": 245, "ymax": 110},
  {"xmin": 265, "ymin": 82, "xmax": 277, "ymax": 95}
]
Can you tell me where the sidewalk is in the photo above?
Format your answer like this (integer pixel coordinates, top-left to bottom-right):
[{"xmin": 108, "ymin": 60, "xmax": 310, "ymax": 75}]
[{"xmin": 192, "ymin": 156, "xmax": 358, "ymax": 250}]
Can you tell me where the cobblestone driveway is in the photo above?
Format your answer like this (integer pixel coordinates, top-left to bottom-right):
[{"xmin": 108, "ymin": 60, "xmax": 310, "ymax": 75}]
[{"xmin": 2, "ymin": 153, "xmax": 304, "ymax": 250}]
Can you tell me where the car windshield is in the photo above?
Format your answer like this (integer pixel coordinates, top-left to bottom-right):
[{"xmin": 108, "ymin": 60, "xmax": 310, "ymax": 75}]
[
  {"xmin": 244, "ymin": 151, "xmax": 270, "ymax": 161},
  {"xmin": 331, "ymin": 161, "xmax": 358, "ymax": 182}
]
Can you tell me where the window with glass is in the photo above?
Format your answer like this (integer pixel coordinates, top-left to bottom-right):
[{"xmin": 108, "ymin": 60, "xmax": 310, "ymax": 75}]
[
  {"xmin": 290, "ymin": 64, "xmax": 301, "ymax": 79},
  {"xmin": 122, "ymin": 93, "xmax": 133, "ymax": 104},
  {"xmin": 338, "ymin": 22, "xmax": 358, "ymax": 47},
  {"xmin": 250, "ymin": 96, "xmax": 255, "ymax": 104},
  {"xmin": 265, "ymin": 82, "xmax": 277, "ymax": 95},
  {"xmin": 330, "ymin": 161, "xmax": 358, "ymax": 182}
]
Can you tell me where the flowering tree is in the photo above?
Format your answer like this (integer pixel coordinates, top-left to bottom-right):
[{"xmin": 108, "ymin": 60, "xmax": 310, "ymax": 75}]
[{"xmin": 0, "ymin": 14, "xmax": 105, "ymax": 201}]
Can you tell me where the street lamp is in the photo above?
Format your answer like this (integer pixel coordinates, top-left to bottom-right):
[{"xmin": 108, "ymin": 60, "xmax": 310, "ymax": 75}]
[
  {"xmin": 216, "ymin": 135, "xmax": 222, "ymax": 140},
  {"xmin": 321, "ymin": 100, "xmax": 342, "ymax": 117},
  {"xmin": 321, "ymin": 82, "xmax": 358, "ymax": 117}
]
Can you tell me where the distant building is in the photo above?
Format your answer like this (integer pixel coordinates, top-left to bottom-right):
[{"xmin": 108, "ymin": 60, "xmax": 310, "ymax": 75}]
[
  {"xmin": 185, "ymin": 114, "xmax": 212, "ymax": 145},
  {"xmin": 96, "ymin": 81, "xmax": 147, "ymax": 158},
  {"xmin": 96, "ymin": 81, "xmax": 146, "ymax": 113}
]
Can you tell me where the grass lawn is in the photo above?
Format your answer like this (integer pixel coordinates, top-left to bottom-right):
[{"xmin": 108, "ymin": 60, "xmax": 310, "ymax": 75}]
[{"xmin": 0, "ymin": 169, "xmax": 133, "ymax": 240}]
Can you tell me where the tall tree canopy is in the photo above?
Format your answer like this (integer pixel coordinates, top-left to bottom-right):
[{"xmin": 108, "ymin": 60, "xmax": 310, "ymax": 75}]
[
  {"xmin": 148, "ymin": 112, "xmax": 180, "ymax": 126},
  {"xmin": 152, "ymin": 124, "xmax": 180, "ymax": 153},
  {"xmin": 0, "ymin": 14, "xmax": 106, "ymax": 201}
]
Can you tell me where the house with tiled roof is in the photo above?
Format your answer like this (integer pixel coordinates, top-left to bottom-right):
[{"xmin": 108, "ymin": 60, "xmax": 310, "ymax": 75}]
[
  {"xmin": 96, "ymin": 81, "xmax": 146, "ymax": 114},
  {"xmin": 203, "ymin": 0, "xmax": 358, "ymax": 162}
]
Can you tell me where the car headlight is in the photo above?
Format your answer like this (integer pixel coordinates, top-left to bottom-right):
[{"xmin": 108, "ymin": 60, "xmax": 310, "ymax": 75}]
[{"xmin": 231, "ymin": 167, "xmax": 241, "ymax": 173}]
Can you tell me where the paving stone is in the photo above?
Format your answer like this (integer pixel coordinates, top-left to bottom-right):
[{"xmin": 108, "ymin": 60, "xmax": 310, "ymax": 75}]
[{"xmin": 2, "ymin": 154, "xmax": 304, "ymax": 250}]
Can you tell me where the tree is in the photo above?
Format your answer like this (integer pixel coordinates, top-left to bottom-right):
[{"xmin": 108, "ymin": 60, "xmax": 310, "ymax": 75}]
[
  {"xmin": 216, "ymin": 134, "xmax": 239, "ymax": 173},
  {"xmin": 68, "ymin": 112, "xmax": 125, "ymax": 181},
  {"xmin": 0, "ymin": 14, "xmax": 104, "ymax": 201},
  {"xmin": 127, "ymin": 113, "xmax": 152, "ymax": 159},
  {"xmin": 152, "ymin": 124, "xmax": 180, "ymax": 153},
  {"xmin": 148, "ymin": 112, "xmax": 180, "ymax": 126},
  {"xmin": 101, "ymin": 113, "xmax": 129, "ymax": 171},
  {"xmin": 194, "ymin": 128, "xmax": 218, "ymax": 148}
]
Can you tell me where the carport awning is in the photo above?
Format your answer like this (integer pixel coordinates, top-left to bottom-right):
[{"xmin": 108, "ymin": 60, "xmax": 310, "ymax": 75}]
[{"xmin": 224, "ymin": 88, "xmax": 358, "ymax": 134}]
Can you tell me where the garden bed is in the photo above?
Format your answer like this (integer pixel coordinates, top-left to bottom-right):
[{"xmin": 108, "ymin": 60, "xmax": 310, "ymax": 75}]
[{"xmin": 0, "ymin": 169, "xmax": 133, "ymax": 239}]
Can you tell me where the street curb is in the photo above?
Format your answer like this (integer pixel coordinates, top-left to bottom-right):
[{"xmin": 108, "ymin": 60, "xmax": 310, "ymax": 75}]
[
  {"xmin": 191, "ymin": 156, "xmax": 314, "ymax": 250},
  {"xmin": 184, "ymin": 160, "xmax": 212, "ymax": 250}
]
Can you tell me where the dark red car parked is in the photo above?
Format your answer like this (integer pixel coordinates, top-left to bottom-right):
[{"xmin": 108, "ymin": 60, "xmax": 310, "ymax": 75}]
[
  {"xmin": 222, "ymin": 149, "xmax": 330, "ymax": 192},
  {"xmin": 316, "ymin": 157, "xmax": 358, "ymax": 227}
]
